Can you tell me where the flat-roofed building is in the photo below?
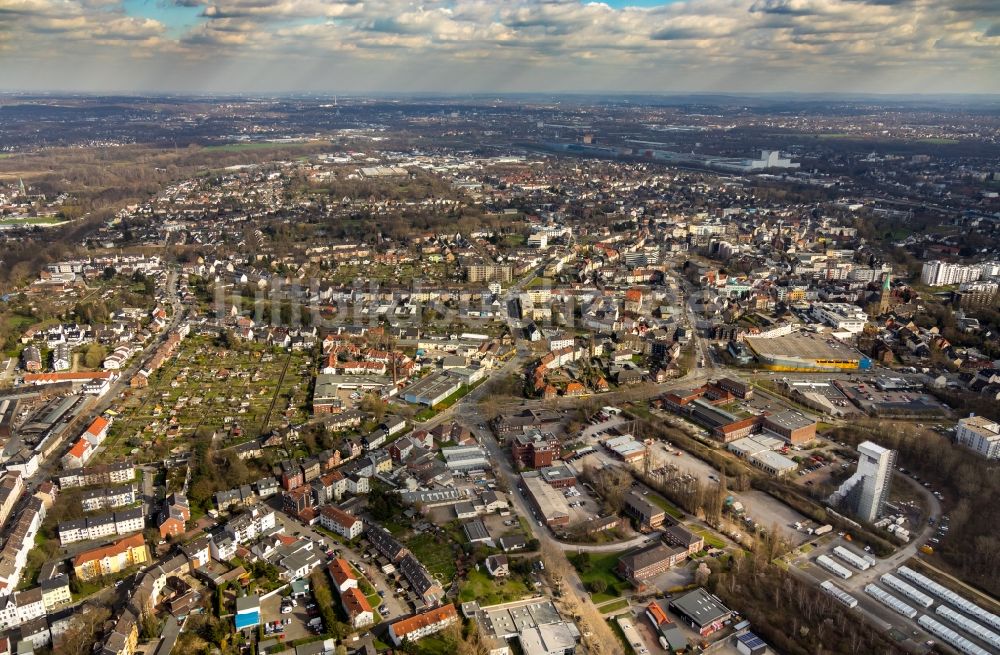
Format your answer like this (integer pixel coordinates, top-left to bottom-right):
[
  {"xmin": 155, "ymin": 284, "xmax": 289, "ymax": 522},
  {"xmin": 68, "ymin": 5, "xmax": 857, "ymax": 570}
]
[
  {"xmin": 442, "ymin": 445, "xmax": 489, "ymax": 472},
  {"xmin": 669, "ymin": 587, "xmax": 733, "ymax": 636},
  {"xmin": 956, "ymin": 415, "xmax": 1000, "ymax": 459},
  {"xmin": 539, "ymin": 464, "xmax": 577, "ymax": 488},
  {"xmin": 520, "ymin": 473, "xmax": 570, "ymax": 528},
  {"xmin": 403, "ymin": 371, "xmax": 462, "ymax": 407},
  {"xmin": 761, "ymin": 410, "xmax": 817, "ymax": 445}
]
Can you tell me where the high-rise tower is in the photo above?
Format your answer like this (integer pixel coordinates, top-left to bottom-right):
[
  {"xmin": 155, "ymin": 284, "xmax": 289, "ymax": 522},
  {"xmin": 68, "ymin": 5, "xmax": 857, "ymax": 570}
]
[{"xmin": 829, "ymin": 441, "xmax": 895, "ymax": 523}]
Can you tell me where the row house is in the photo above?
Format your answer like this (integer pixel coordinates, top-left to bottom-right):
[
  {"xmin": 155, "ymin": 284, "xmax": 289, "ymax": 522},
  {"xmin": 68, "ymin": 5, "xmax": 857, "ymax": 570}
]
[
  {"xmin": 388, "ymin": 604, "xmax": 459, "ymax": 646},
  {"xmin": 398, "ymin": 553, "xmax": 445, "ymax": 608},
  {"xmin": 72, "ymin": 534, "xmax": 150, "ymax": 581},
  {"xmin": 0, "ymin": 473, "xmax": 24, "ymax": 528},
  {"xmin": 58, "ymin": 508, "xmax": 145, "ymax": 546},
  {"xmin": 57, "ymin": 462, "xmax": 135, "ymax": 489},
  {"xmin": 80, "ymin": 485, "xmax": 139, "ymax": 512},
  {"xmin": 0, "ymin": 499, "xmax": 45, "ymax": 595},
  {"xmin": 214, "ymin": 485, "xmax": 258, "ymax": 512}
]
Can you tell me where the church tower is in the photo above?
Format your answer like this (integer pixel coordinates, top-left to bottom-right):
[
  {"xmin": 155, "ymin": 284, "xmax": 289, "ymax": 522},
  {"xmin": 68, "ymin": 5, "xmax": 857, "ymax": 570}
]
[{"xmin": 878, "ymin": 272, "xmax": 892, "ymax": 315}]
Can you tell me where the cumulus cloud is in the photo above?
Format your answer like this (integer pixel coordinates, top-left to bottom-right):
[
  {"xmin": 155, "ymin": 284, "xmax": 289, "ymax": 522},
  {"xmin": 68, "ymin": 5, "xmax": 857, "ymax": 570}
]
[{"xmin": 0, "ymin": 0, "xmax": 997, "ymax": 92}]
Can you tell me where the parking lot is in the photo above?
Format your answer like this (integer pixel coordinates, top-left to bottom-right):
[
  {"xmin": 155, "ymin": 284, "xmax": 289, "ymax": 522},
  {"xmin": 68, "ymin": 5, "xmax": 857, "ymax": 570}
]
[
  {"xmin": 268, "ymin": 508, "xmax": 406, "ymax": 619},
  {"xmin": 260, "ymin": 592, "xmax": 315, "ymax": 643},
  {"xmin": 643, "ymin": 439, "xmax": 813, "ymax": 546}
]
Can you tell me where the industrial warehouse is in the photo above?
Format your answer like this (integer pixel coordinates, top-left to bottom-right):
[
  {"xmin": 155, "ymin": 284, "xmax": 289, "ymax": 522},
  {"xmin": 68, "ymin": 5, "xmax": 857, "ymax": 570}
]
[{"xmin": 743, "ymin": 331, "xmax": 872, "ymax": 372}]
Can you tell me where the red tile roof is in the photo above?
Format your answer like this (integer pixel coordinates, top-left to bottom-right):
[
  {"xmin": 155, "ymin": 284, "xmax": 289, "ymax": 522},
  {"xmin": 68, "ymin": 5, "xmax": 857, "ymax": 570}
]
[{"xmin": 390, "ymin": 603, "xmax": 457, "ymax": 638}]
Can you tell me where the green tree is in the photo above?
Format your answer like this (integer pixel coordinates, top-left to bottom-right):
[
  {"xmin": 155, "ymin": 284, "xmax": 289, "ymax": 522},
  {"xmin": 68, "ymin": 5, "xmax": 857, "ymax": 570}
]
[{"xmin": 83, "ymin": 343, "xmax": 107, "ymax": 369}]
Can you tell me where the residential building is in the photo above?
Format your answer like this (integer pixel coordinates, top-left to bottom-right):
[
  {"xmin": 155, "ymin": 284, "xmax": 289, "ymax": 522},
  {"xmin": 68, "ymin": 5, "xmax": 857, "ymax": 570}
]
[
  {"xmin": 955, "ymin": 416, "xmax": 1000, "ymax": 459},
  {"xmin": 319, "ymin": 506, "xmax": 363, "ymax": 540},
  {"xmin": 57, "ymin": 463, "xmax": 135, "ymax": 489},
  {"xmin": 388, "ymin": 604, "xmax": 459, "ymax": 646},
  {"xmin": 327, "ymin": 559, "xmax": 357, "ymax": 593},
  {"xmin": 341, "ymin": 587, "xmax": 374, "ymax": 628},
  {"xmin": 72, "ymin": 534, "xmax": 149, "ymax": 581},
  {"xmin": 58, "ymin": 508, "xmax": 145, "ymax": 546},
  {"xmin": 920, "ymin": 260, "xmax": 982, "ymax": 287},
  {"xmin": 235, "ymin": 595, "xmax": 261, "ymax": 632}
]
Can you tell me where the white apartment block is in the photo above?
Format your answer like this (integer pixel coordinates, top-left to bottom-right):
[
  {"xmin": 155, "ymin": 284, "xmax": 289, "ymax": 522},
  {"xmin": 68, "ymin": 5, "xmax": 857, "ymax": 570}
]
[
  {"xmin": 920, "ymin": 260, "xmax": 982, "ymax": 287},
  {"xmin": 811, "ymin": 303, "xmax": 868, "ymax": 334},
  {"xmin": 956, "ymin": 416, "xmax": 1000, "ymax": 460}
]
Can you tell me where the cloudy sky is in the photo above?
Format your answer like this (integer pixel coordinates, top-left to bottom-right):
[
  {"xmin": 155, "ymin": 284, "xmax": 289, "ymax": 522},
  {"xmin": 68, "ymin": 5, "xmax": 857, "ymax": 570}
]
[{"xmin": 0, "ymin": 0, "xmax": 997, "ymax": 94}]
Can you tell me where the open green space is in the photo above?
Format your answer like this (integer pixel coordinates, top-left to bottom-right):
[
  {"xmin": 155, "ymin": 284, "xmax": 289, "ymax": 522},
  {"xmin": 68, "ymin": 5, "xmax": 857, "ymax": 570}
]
[
  {"xmin": 570, "ymin": 551, "xmax": 627, "ymax": 603},
  {"xmin": 406, "ymin": 533, "xmax": 457, "ymax": 582},
  {"xmin": 203, "ymin": 141, "xmax": 307, "ymax": 152},
  {"xmin": 0, "ymin": 216, "xmax": 67, "ymax": 226},
  {"xmin": 647, "ymin": 493, "xmax": 684, "ymax": 519},
  {"xmin": 406, "ymin": 633, "xmax": 454, "ymax": 655},
  {"xmin": 688, "ymin": 525, "xmax": 726, "ymax": 549},
  {"xmin": 458, "ymin": 569, "xmax": 531, "ymax": 605},
  {"xmin": 598, "ymin": 598, "xmax": 630, "ymax": 614}
]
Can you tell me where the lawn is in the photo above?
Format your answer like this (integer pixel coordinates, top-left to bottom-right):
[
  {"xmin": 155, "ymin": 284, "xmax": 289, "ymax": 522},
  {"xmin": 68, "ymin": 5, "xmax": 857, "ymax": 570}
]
[
  {"xmin": 688, "ymin": 525, "xmax": 726, "ymax": 549},
  {"xmin": 406, "ymin": 533, "xmax": 457, "ymax": 582},
  {"xmin": 598, "ymin": 598, "xmax": 630, "ymax": 615},
  {"xmin": 0, "ymin": 216, "xmax": 67, "ymax": 226},
  {"xmin": 408, "ymin": 633, "xmax": 455, "ymax": 655},
  {"xmin": 571, "ymin": 551, "xmax": 627, "ymax": 602},
  {"xmin": 412, "ymin": 378, "xmax": 485, "ymax": 421},
  {"xmin": 203, "ymin": 141, "xmax": 306, "ymax": 152},
  {"xmin": 647, "ymin": 493, "xmax": 684, "ymax": 519},
  {"xmin": 458, "ymin": 569, "xmax": 530, "ymax": 605}
]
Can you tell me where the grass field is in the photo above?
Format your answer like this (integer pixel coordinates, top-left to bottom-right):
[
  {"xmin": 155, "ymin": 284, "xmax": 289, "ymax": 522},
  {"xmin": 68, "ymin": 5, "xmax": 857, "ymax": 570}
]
[
  {"xmin": 647, "ymin": 493, "xmax": 684, "ymax": 519},
  {"xmin": 0, "ymin": 216, "xmax": 67, "ymax": 226},
  {"xmin": 598, "ymin": 598, "xmax": 630, "ymax": 614},
  {"xmin": 407, "ymin": 633, "xmax": 454, "ymax": 655},
  {"xmin": 406, "ymin": 533, "xmax": 457, "ymax": 582},
  {"xmin": 458, "ymin": 569, "xmax": 531, "ymax": 605},
  {"xmin": 572, "ymin": 551, "xmax": 627, "ymax": 603},
  {"xmin": 688, "ymin": 525, "xmax": 726, "ymax": 549},
  {"xmin": 203, "ymin": 141, "xmax": 307, "ymax": 152}
]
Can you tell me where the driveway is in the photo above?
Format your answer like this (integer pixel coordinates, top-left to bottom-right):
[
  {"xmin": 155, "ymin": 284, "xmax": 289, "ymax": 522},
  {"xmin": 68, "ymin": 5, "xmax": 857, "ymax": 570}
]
[{"xmin": 267, "ymin": 506, "xmax": 407, "ymax": 620}]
